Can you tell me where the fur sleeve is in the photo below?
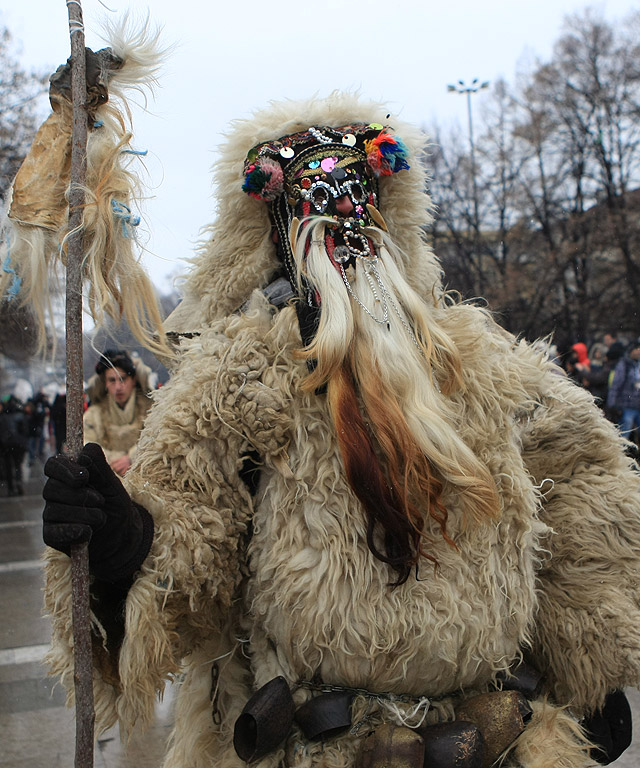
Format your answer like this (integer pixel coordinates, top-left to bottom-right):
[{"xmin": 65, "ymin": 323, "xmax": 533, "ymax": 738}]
[
  {"xmin": 82, "ymin": 405, "xmax": 105, "ymax": 454},
  {"xmin": 520, "ymin": 368, "xmax": 640, "ymax": 716},
  {"xmin": 82, "ymin": 403, "xmax": 124, "ymax": 465},
  {"xmin": 43, "ymin": 311, "xmax": 293, "ymax": 733}
]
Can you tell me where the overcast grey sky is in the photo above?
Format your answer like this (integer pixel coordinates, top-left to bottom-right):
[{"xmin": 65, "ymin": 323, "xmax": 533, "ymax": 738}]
[{"xmin": 2, "ymin": 0, "xmax": 637, "ymax": 294}]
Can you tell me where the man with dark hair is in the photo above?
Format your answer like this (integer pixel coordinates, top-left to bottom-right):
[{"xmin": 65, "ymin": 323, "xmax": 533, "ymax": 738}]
[{"xmin": 83, "ymin": 349, "xmax": 153, "ymax": 476}]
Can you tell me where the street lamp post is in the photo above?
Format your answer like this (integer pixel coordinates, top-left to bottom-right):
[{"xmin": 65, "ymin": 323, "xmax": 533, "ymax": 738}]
[{"xmin": 447, "ymin": 78, "xmax": 489, "ymax": 292}]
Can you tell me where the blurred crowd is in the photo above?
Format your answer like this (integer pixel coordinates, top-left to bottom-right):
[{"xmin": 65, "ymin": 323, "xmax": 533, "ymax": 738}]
[
  {"xmin": 0, "ymin": 382, "xmax": 67, "ymax": 496},
  {"xmin": 560, "ymin": 331, "xmax": 640, "ymax": 448},
  {"xmin": 1, "ymin": 349, "xmax": 158, "ymax": 497}
]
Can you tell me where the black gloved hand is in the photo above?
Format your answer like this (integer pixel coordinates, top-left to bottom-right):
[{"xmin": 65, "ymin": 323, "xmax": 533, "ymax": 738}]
[
  {"xmin": 43, "ymin": 443, "xmax": 154, "ymax": 583},
  {"xmin": 584, "ymin": 689, "xmax": 633, "ymax": 765}
]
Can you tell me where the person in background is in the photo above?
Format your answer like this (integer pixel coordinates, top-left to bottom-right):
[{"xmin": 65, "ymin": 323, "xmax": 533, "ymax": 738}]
[
  {"xmin": 0, "ymin": 394, "xmax": 29, "ymax": 496},
  {"xmin": 27, "ymin": 389, "xmax": 49, "ymax": 465},
  {"xmin": 563, "ymin": 342, "xmax": 590, "ymax": 385},
  {"xmin": 606, "ymin": 338, "xmax": 640, "ymax": 442},
  {"xmin": 50, "ymin": 390, "xmax": 67, "ymax": 455},
  {"xmin": 83, "ymin": 349, "xmax": 153, "ymax": 476},
  {"xmin": 582, "ymin": 342, "xmax": 611, "ymax": 409},
  {"xmin": 571, "ymin": 342, "xmax": 590, "ymax": 374},
  {"xmin": 604, "ymin": 331, "xmax": 625, "ymax": 365}
]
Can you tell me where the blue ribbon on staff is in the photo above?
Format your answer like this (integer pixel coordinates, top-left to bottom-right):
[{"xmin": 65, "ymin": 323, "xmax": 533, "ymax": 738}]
[
  {"xmin": 2, "ymin": 253, "xmax": 22, "ymax": 300},
  {"xmin": 111, "ymin": 200, "xmax": 141, "ymax": 238}
]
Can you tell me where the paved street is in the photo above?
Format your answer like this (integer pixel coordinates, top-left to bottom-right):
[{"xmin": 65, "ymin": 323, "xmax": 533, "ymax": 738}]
[
  {"xmin": 1, "ymin": 461, "xmax": 172, "ymax": 768},
  {"xmin": 1, "ymin": 460, "xmax": 639, "ymax": 767}
]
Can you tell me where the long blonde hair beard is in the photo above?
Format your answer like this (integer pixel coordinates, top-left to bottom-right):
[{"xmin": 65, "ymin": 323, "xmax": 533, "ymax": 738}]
[{"xmin": 293, "ymin": 218, "xmax": 500, "ymax": 583}]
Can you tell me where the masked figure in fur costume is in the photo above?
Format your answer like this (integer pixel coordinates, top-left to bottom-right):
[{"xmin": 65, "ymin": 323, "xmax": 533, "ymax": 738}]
[{"xmin": 40, "ymin": 87, "xmax": 640, "ymax": 768}]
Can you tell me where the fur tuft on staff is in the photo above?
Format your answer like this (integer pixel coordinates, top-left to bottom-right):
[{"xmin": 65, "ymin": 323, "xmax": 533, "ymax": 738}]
[{"xmin": 0, "ymin": 14, "xmax": 173, "ymax": 361}]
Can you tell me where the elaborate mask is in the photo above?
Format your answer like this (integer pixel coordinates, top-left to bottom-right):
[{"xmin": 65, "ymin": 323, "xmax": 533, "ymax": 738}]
[{"xmin": 242, "ymin": 123, "xmax": 410, "ymax": 282}]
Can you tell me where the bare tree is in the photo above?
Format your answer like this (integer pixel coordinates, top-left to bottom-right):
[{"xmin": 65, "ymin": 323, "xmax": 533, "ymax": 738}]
[
  {"xmin": 0, "ymin": 26, "xmax": 47, "ymax": 377},
  {"xmin": 0, "ymin": 26, "xmax": 47, "ymax": 200},
  {"xmin": 519, "ymin": 9, "xmax": 640, "ymax": 341},
  {"xmin": 428, "ymin": 123, "xmax": 481, "ymax": 298},
  {"xmin": 429, "ymin": 8, "xmax": 640, "ymax": 346}
]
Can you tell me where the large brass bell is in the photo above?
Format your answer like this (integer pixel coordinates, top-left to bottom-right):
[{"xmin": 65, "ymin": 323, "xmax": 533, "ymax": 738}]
[
  {"xmin": 455, "ymin": 690, "xmax": 532, "ymax": 768},
  {"xmin": 356, "ymin": 723, "xmax": 426, "ymax": 768}
]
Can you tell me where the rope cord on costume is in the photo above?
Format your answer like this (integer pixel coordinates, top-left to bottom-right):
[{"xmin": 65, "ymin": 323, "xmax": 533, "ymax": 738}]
[
  {"xmin": 111, "ymin": 200, "xmax": 141, "ymax": 238},
  {"xmin": 295, "ymin": 679, "xmax": 431, "ymax": 703},
  {"xmin": 295, "ymin": 679, "xmax": 454, "ymax": 730},
  {"xmin": 66, "ymin": 0, "xmax": 84, "ymax": 34}
]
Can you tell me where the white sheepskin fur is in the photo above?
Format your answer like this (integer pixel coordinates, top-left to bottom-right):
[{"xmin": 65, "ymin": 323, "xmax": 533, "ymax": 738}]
[{"xmin": 42, "ymin": 47, "xmax": 640, "ymax": 768}]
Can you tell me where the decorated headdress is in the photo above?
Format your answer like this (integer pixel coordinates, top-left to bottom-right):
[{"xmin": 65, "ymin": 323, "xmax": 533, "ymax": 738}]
[
  {"xmin": 165, "ymin": 92, "xmax": 443, "ymax": 333},
  {"xmin": 240, "ymin": 123, "xmax": 408, "ymax": 314},
  {"xmin": 242, "ymin": 123, "xmax": 409, "ymax": 203}
]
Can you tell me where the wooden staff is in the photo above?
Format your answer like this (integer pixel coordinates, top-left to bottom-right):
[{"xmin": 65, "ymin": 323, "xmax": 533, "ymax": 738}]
[{"xmin": 65, "ymin": 1, "xmax": 95, "ymax": 766}]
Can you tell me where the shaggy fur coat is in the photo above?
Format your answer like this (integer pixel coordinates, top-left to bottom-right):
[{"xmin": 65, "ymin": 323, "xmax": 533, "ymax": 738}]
[{"xmin": 43, "ymin": 93, "xmax": 640, "ymax": 768}]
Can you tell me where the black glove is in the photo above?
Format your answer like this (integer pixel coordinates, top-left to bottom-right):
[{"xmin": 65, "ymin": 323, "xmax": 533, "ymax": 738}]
[
  {"xmin": 43, "ymin": 443, "xmax": 154, "ymax": 583},
  {"xmin": 584, "ymin": 689, "xmax": 633, "ymax": 765}
]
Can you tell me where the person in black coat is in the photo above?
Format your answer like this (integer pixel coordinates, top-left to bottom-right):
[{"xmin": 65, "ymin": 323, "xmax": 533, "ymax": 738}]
[
  {"xmin": 50, "ymin": 392, "xmax": 67, "ymax": 455},
  {"xmin": 0, "ymin": 395, "xmax": 29, "ymax": 496},
  {"xmin": 27, "ymin": 391, "xmax": 49, "ymax": 464},
  {"xmin": 582, "ymin": 343, "xmax": 612, "ymax": 411}
]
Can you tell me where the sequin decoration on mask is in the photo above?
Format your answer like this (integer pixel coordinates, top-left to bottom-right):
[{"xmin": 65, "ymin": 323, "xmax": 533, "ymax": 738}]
[
  {"xmin": 241, "ymin": 123, "xmax": 409, "ymax": 205},
  {"xmin": 241, "ymin": 123, "xmax": 411, "ymax": 335}
]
